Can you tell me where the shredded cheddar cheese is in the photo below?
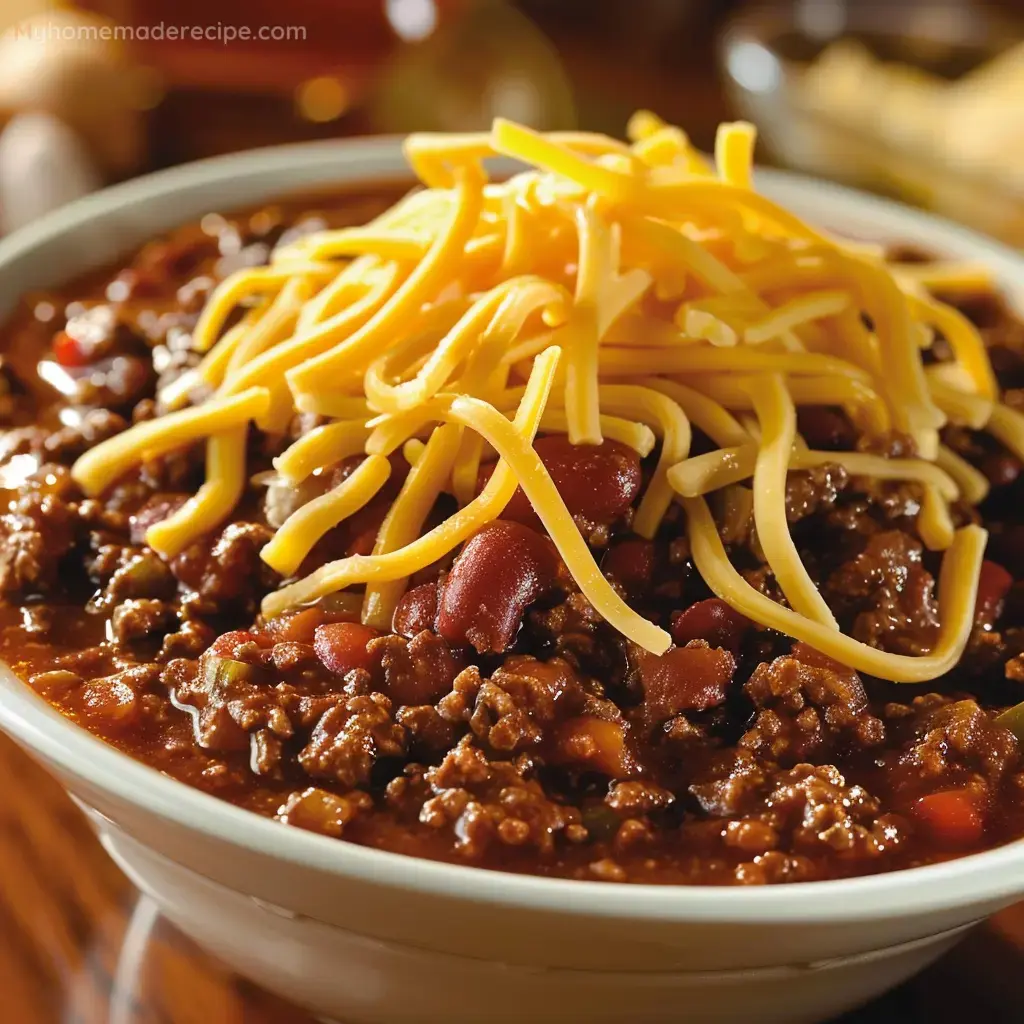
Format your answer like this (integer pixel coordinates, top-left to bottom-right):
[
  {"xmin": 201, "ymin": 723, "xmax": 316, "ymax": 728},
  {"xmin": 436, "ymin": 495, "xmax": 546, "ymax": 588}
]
[{"xmin": 73, "ymin": 114, "xmax": 1021, "ymax": 674}]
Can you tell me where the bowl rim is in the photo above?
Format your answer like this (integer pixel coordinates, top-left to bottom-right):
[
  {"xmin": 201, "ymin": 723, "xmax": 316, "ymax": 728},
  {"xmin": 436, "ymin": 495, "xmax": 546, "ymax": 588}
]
[{"xmin": 2, "ymin": 133, "xmax": 1024, "ymax": 924}]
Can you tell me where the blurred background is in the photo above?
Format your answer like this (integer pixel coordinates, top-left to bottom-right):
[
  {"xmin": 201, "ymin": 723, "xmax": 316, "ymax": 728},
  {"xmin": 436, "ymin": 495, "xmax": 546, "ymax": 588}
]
[{"xmin": 1, "ymin": 0, "xmax": 1023, "ymax": 241}]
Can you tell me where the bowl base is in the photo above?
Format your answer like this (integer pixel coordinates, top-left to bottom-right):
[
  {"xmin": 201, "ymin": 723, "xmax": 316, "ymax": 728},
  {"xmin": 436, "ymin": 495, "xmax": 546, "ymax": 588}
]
[{"xmin": 91, "ymin": 816, "xmax": 973, "ymax": 1024}]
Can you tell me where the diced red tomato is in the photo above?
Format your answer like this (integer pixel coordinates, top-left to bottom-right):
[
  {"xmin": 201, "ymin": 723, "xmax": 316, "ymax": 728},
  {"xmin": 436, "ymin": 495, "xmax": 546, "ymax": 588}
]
[
  {"xmin": 261, "ymin": 607, "xmax": 360, "ymax": 645},
  {"xmin": 313, "ymin": 622, "xmax": 381, "ymax": 677},
  {"xmin": 52, "ymin": 329, "xmax": 89, "ymax": 368},
  {"xmin": 637, "ymin": 643, "xmax": 735, "ymax": 722},
  {"xmin": 912, "ymin": 790, "xmax": 984, "ymax": 848},
  {"xmin": 208, "ymin": 630, "xmax": 272, "ymax": 657}
]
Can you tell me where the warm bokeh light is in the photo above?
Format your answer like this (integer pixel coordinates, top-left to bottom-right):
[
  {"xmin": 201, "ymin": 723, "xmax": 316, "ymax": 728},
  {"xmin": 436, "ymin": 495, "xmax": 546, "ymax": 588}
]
[{"xmin": 295, "ymin": 75, "xmax": 349, "ymax": 123}]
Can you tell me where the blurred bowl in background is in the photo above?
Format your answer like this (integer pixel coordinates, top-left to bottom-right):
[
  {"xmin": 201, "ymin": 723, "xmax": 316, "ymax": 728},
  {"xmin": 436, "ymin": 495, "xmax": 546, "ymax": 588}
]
[
  {"xmin": 719, "ymin": 1, "xmax": 1024, "ymax": 246},
  {"xmin": 369, "ymin": 0, "xmax": 576, "ymax": 132}
]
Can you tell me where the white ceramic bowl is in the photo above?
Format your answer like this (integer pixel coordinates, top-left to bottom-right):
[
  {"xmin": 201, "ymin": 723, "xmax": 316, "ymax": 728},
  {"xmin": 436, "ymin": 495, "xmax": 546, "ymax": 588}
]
[{"xmin": 1, "ymin": 139, "xmax": 1023, "ymax": 1024}]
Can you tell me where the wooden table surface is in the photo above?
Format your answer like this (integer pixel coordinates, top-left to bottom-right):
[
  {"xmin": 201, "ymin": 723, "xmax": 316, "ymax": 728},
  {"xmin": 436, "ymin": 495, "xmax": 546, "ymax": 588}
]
[{"xmin": 0, "ymin": 733, "xmax": 1022, "ymax": 1023}]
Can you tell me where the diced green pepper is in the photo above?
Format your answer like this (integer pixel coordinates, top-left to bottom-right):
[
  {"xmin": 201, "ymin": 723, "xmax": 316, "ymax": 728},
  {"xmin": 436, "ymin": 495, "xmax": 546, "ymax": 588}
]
[
  {"xmin": 203, "ymin": 656, "xmax": 256, "ymax": 690},
  {"xmin": 996, "ymin": 701, "xmax": 1024, "ymax": 744}
]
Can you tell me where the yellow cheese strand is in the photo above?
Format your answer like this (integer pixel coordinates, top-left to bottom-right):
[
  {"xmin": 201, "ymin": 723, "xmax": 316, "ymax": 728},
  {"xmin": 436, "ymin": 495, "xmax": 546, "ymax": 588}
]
[
  {"xmin": 597, "ymin": 384, "xmax": 691, "ymax": 539},
  {"xmin": 626, "ymin": 216, "xmax": 750, "ymax": 296},
  {"xmin": 491, "ymin": 119, "xmax": 643, "ymax": 205},
  {"xmin": 927, "ymin": 373, "xmax": 994, "ymax": 429},
  {"xmin": 498, "ymin": 190, "xmax": 526, "ymax": 272},
  {"xmin": 685, "ymin": 373, "xmax": 891, "ymax": 438},
  {"xmin": 286, "ymin": 228, "xmax": 431, "ymax": 264},
  {"xmin": 191, "ymin": 263, "xmax": 335, "ymax": 353},
  {"xmin": 260, "ymin": 455, "xmax": 392, "ymax": 578},
  {"xmin": 909, "ymin": 293, "xmax": 997, "ymax": 401},
  {"xmin": 492, "ymin": 388, "xmax": 660, "ymax": 458},
  {"xmin": 223, "ymin": 277, "xmax": 314, "ymax": 383},
  {"xmin": 626, "ymin": 109, "xmax": 666, "ymax": 142},
  {"xmin": 294, "ymin": 256, "xmax": 391, "ymax": 331},
  {"xmin": 538, "ymin": 411, "xmax": 655, "ymax": 456},
  {"xmin": 684, "ymin": 496, "xmax": 986, "ymax": 683},
  {"xmin": 262, "ymin": 347, "xmax": 561, "ymax": 619},
  {"xmin": 834, "ymin": 252, "xmax": 945, "ymax": 449},
  {"xmin": 287, "ymin": 164, "xmax": 487, "ymax": 393},
  {"xmin": 919, "ymin": 483, "xmax": 955, "ymax": 552},
  {"xmin": 145, "ymin": 429, "xmax": 248, "ymax": 558},
  {"xmin": 425, "ymin": 295, "xmax": 524, "ymax": 506},
  {"xmin": 195, "ymin": 317, "xmax": 254, "ymax": 388},
  {"xmin": 668, "ymin": 446, "xmax": 959, "ymax": 501},
  {"xmin": 638, "ymin": 378, "xmax": 751, "ymax": 448},
  {"xmin": 405, "ymin": 130, "xmax": 635, "ymax": 188},
  {"xmin": 565, "ymin": 204, "xmax": 609, "ymax": 445},
  {"xmin": 597, "ymin": 346, "xmax": 873, "ymax": 381},
  {"xmin": 364, "ymin": 276, "xmax": 567, "ymax": 415},
  {"xmin": 893, "ymin": 261, "xmax": 993, "ymax": 295},
  {"xmin": 226, "ymin": 262, "xmax": 403, "ymax": 397},
  {"xmin": 444, "ymin": 391, "xmax": 672, "ymax": 654},
  {"xmin": 749, "ymin": 374, "xmax": 839, "ymax": 628},
  {"xmin": 935, "ymin": 445, "xmax": 990, "ymax": 505},
  {"xmin": 293, "ymin": 393, "xmax": 370, "ymax": 419},
  {"xmin": 987, "ymin": 402, "xmax": 1024, "ymax": 462},
  {"xmin": 72, "ymin": 387, "xmax": 270, "ymax": 497},
  {"xmin": 714, "ymin": 121, "xmax": 757, "ymax": 189},
  {"xmin": 450, "ymin": 351, "xmax": 513, "ymax": 508},
  {"xmin": 274, "ymin": 420, "xmax": 371, "ymax": 485},
  {"xmin": 743, "ymin": 290, "xmax": 851, "ymax": 345},
  {"xmin": 362, "ymin": 422, "xmax": 464, "ymax": 629},
  {"xmin": 403, "ymin": 438, "xmax": 427, "ymax": 467}
]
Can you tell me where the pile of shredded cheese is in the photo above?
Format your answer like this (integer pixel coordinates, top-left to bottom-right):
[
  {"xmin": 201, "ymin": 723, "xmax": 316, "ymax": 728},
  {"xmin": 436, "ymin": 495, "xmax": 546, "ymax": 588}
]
[{"xmin": 71, "ymin": 112, "xmax": 1024, "ymax": 683}]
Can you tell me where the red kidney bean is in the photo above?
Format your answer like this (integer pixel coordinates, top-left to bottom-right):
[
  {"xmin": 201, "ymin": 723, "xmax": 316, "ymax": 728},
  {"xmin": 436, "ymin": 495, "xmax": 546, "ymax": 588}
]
[
  {"xmin": 314, "ymin": 622, "xmax": 381, "ymax": 677},
  {"xmin": 670, "ymin": 598, "xmax": 750, "ymax": 653},
  {"xmin": 436, "ymin": 520, "xmax": 561, "ymax": 653},
  {"xmin": 480, "ymin": 436, "xmax": 642, "ymax": 529},
  {"xmin": 602, "ymin": 538, "xmax": 656, "ymax": 596},
  {"xmin": 392, "ymin": 581, "xmax": 439, "ymax": 638},
  {"xmin": 974, "ymin": 560, "xmax": 1013, "ymax": 627},
  {"xmin": 637, "ymin": 642, "xmax": 735, "ymax": 724}
]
